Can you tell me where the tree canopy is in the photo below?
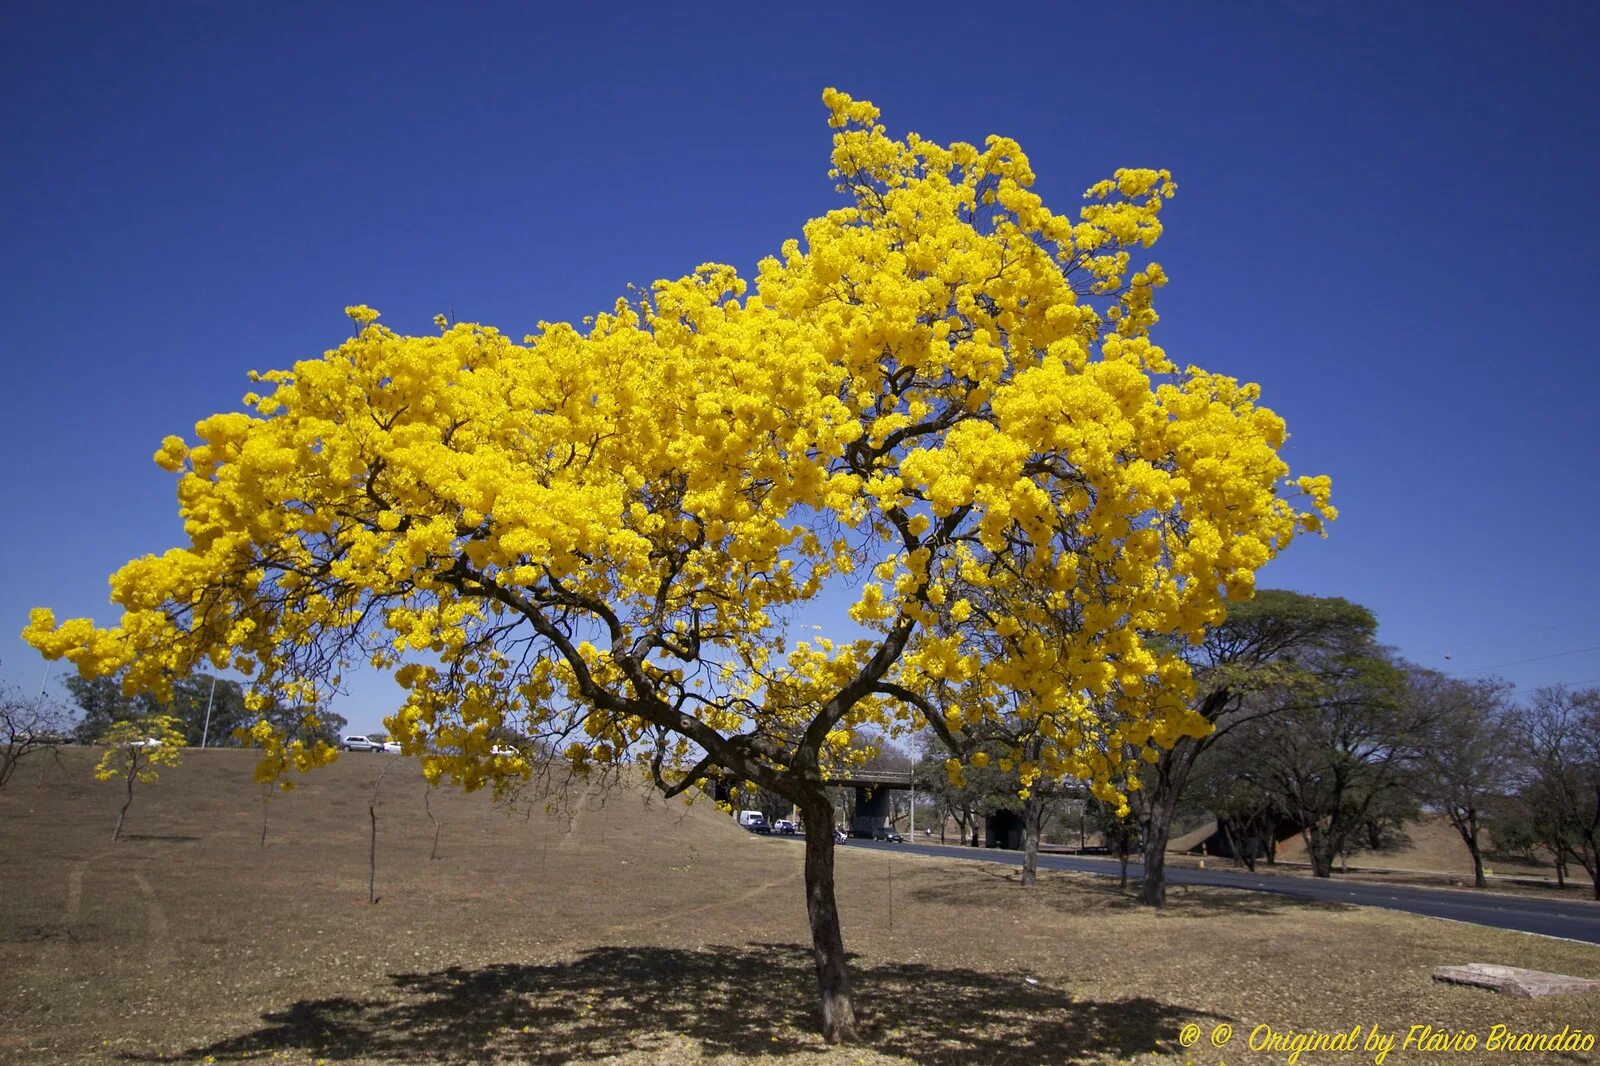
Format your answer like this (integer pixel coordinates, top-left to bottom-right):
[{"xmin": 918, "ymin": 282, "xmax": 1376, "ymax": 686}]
[{"xmin": 23, "ymin": 89, "xmax": 1333, "ymax": 1041}]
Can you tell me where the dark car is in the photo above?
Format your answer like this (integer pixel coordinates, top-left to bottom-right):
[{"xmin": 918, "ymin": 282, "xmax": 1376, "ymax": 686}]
[{"xmin": 871, "ymin": 827, "xmax": 905, "ymax": 843}]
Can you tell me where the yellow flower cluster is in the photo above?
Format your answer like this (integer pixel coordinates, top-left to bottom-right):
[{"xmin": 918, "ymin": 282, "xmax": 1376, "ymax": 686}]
[
  {"xmin": 25, "ymin": 90, "xmax": 1332, "ymax": 799},
  {"xmin": 94, "ymin": 716, "xmax": 185, "ymax": 783}
]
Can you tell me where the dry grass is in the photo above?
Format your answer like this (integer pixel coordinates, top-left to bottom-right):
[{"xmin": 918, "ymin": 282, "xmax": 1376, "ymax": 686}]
[{"xmin": 2, "ymin": 748, "xmax": 1597, "ymax": 1065}]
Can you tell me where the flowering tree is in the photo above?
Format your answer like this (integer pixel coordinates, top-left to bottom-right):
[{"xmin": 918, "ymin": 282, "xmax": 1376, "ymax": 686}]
[
  {"xmin": 95, "ymin": 715, "xmax": 185, "ymax": 841},
  {"xmin": 24, "ymin": 90, "xmax": 1332, "ymax": 1042}
]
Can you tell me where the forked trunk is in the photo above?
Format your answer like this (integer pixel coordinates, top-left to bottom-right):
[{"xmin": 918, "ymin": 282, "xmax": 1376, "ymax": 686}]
[{"xmin": 801, "ymin": 796, "xmax": 858, "ymax": 1043}]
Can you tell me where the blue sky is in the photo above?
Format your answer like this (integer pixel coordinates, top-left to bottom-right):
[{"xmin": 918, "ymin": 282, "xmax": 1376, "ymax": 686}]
[{"xmin": 3, "ymin": 2, "xmax": 1596, "ymax": 732}]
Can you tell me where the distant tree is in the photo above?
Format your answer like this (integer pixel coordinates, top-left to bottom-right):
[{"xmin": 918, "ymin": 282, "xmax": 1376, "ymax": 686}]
[
  {"xmin": 1187, "ymin": 749, "xmax": 1281, "ymax": 871},
  {"xmin": 1128, "ymin": 591, "xmax": 1379, "ymax": 904},
  {"xmin": 914, "ymin": 738, "xmax": 1020, "ymax": 847},
  {"xmin": 65, "ymin": 674, "xmax": 153, "ymax": 743},
  {"xmin": 1, "ymin": 678, "xmax": 67, "ymax": 792},
  {"xmin": 66, "ymin": 670, "xmax": 249, "ymax": 746},
  {"xmin": 168, "ymin": 674, "xmax": 250, "ymax": 746},
  {"xmin": 1510, "ymin": 686, "xmax": 1600, "ymax": 898},
  {"xmin": 1230, "ymin": 648, "xmax": 1422, "ymax": 878},
  {"xmin": 95, "ymin": 716, "xmax": 185, "ymax": 840},
  {"xmin": 1411, "ymin": 670, "xmax": 1516, "ymax": 888}
]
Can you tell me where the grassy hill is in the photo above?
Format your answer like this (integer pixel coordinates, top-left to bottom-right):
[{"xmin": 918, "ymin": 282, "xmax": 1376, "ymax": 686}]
[{"xmin": 2, "ymin": 746, "xmax": 1597, "ymax": 1065}]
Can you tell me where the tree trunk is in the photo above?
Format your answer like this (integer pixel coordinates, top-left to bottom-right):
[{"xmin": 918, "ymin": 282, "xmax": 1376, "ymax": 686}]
[
  {"xmin": 368, "ymin": 803, "xmax": 378, "ymax": 904},
  {"xmin": 1462, "ymin": 817, "xmax": 1487, "ymax": 889},
  {"xmin": 801, "ymin": 795, "xmax": 858, "ymax": 1043},
  {"xmin": 1020, "ymin": 794, "xmax": 1042, "ymax": 887},
  {"xmin": 1140, "ymin": 835, "xmax": 1168, "ymax": 905},
  {"xmin": 1139, "ymin": 788, "xmax": 1180, "ymax": 907},
  {"xmin": 425, "ymin": 786, "xmax": 441, "ymax": 860},
  {"xmin": 1307, "ymin": 825, "xmax": 1336, "ymax": 879},
  {"xmin": 114, "ymin": 775, "xmax": 134, "ymax": 841}
]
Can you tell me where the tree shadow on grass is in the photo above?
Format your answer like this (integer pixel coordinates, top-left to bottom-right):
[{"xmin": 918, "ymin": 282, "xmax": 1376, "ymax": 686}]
[
  {"xmin": 906, "ymin": 866, "xmax": 1356, "ymax": 919},
  {"xmin": 141, "ymin": 943, "xmax": 1222, "ymax": 1065}
]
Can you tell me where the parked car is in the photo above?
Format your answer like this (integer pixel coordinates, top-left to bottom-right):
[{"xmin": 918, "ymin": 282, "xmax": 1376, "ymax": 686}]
[
  {"xmin": 772, "ymin": 819, "xmax": 797, "ymax": 835},
  {"xmin": 737, "ymin": 810, "xmax": 771, "ymax": 833},
  {"xmin": 871, "ymin": 826, "xmax": 905, "ymax": 843},
  {"xmin": 382, "ymin": 741, "xmax": 403, "ymax": 754},
  {"xmin": 490, "ymin": 744, "xmax": 520, "ymax": 757},
  {"xmin": 129, "ymin": 737, "xmax": 165, "ymax": 750},
  {"xmin": 341, "ymin": 735, "xmax": 384, "ymax": 753},
  {"xmin": 833, "ymin": 826, "xmax": 849, "ymax": 844}
]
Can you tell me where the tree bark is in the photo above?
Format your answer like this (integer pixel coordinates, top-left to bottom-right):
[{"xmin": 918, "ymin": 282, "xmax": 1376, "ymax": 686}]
[
  {"xmin": 801, "ymin": 795, "xmax": 858, "ymax": 1043},
  {"xmin": 1140, "ymin": 832, "xmax": 1168, "ymax": 905},
  {"xmin": 425, "ymin": 786, "xmax": 441, "ymax": 860},
  {"xmin": 1451, "ymin": 811, "xmax": 1487, "ymax": 889},
  {"xmin": 1139, "ymin": 785, "xmax": 1182, "ymax": 907},
  {"xmin": 114, "ymin": 774, "xmax": 134, "ymax": 841},
  {"xmin": 1307, "ymin": 825, "xmax": 1336, "ymax": 878},
  {"xmin": 1020, "ymin": 793, "xmax": 1042, "ymax": 887}
]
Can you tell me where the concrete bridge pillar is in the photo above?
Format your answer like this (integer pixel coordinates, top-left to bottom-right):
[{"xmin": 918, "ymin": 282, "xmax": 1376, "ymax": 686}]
[{"xmin": 851, "ymin": 786, "xmax": 892, "ymax": 837}]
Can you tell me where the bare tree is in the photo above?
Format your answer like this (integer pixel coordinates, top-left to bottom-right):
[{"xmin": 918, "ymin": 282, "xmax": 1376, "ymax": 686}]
[
  {"xmin": 1, "ymin": 678, "xmax": 66, "ymax": 793},
  {"xmin": 1411, "ymin": 670, "xmax": 1516, "ymax": 888},
  {"xmin": 1510, "ymin": 686, "xmax": 1600, "ymax": 898}
]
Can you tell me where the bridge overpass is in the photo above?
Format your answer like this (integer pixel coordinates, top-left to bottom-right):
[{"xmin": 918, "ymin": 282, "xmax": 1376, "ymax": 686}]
[{"xmin": 714, "ymin": 768, "xmax": 917, "ymax": 837}]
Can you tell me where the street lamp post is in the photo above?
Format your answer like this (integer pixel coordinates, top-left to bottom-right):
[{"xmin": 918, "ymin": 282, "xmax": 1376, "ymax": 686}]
[{"xmin": 200, "ymin": 675, "xmax": 218, "ymax": 748}]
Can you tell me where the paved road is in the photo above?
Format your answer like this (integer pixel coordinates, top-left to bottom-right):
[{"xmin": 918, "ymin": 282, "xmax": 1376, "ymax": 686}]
[{"xmin": 809, "ymin": 837, "xmax": 1600, "ymax": 945}]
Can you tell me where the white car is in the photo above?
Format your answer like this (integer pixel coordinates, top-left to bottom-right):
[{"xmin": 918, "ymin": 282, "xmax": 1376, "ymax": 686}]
[
  {"xmin": 383, "ymin": 741, "xmax": 402, "ymax": 754},
  {"xmin": 490, "ymin": 744, "xmax": 520, "ymax": 757},
  {"xmin": 129, "ymin": 737, "xmax": 165, "ymax": 750}
]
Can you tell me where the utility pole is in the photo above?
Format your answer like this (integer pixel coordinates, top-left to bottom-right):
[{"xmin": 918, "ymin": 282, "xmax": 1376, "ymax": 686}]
[
  {"xmin": 200, "ymin": 675, "xmax": 218, "ymax": 748},
  {"xmin": 908, "ymin": 765, "xmax": 915, "ymax": 836}
]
